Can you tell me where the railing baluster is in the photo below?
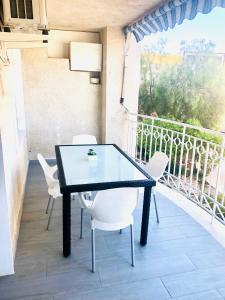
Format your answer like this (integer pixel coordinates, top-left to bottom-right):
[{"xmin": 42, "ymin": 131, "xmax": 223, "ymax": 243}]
[
  {"xmin": 195, "ymin": 141, "xmax": 201, "ymax": 190},
  {"xmin": 168, "ymin": 130, "xmax": 174, "ymax": 182},
  {"xmin": 164, "ymin": 129, "xmax": 168, "ymax": 154},
  {"xmin": 159, "ymin": 127, "xmax": 163, "ymax": 152},
  {"xmin": 189, "ymin": 138, "xmax": 196, "ymax": 196},
  {"xmin": 200, "ymin": 142, "xmax": 209, "ymax": 206},
  {"xmin": 173, "ymin": 135, "xmax": 178, "ymax": 177},
  {"xmin": 144, "ymin": 125, "xmax": 148, "ymax": 162},
  {"xmin": 139, "ymin": 122, "xmax": 144, "ymax": 161},
  {"xmin": 178, "ymin": 126, "xmax": 186, "ymax": 189},
  {"xmin": 211, "ymin": 137, "xmax": 225, "ymax": 223},
  {"xmin": 134, "ymin": 123, "xmax": 138, "ymax": 160},
  {"xmin": 208, "ymin": 144, "xmax": 217, "ymax": 197},
  {"xmin": 154, "ymin": 128, "xmax": 158, "ymax": 154},
  {"xmin": 149, "ymin": 119, "xmax": 154, "ymax": 160},
  {"xmin": 184, "ymin": 147, "xmax": 189, "ymax": 183}
]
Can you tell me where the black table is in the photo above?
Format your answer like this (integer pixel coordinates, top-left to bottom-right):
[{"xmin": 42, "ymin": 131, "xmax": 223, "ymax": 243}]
[{"xmin": 55, "ymin": 144, "xmax": 156, "ymax": 257}]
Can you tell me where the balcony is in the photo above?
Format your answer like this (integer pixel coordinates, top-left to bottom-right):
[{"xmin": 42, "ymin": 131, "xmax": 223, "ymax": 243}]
[
  {"xmin": 1, "ymin": 0, "xmax": 225, "ymax": 297},
  {"xmin": 1, "ymin": 118, "xmax": 225, "ymax": 298},
  {"xmin": 126, "ymin": 111, "xmax": 225, "ymax": 225}
]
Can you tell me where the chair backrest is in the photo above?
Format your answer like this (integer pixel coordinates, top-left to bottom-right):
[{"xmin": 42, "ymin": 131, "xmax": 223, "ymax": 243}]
[
  {"xmin": 146, "ymin": 151, "xmax": 169, "ymax": 181},
  {"xmin": 91, "ymin": 188, "xmax": 137, "ymax": 223},
  {"xmin": 72, "ymin": 134, "xmax": 97, "ymax": 145},
  {"xmin": 37, "ymin": 153, "xmax": 55, "ymax": 188}
]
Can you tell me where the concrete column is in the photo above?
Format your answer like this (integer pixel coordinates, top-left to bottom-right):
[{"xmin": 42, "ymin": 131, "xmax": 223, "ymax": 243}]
[
  {"xmin": 101, "ymin": 28, "xmax": 140, "ymax": 150},
  {"xmin": 122, "ymin": 33, "xmax": 141, "ymax": 154}
]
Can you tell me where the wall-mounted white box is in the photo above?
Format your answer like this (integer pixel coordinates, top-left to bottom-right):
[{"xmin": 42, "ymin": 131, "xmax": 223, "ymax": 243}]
[{"xmin": 70, "ymin": 42, "xmax": 102, "ymax": 72}]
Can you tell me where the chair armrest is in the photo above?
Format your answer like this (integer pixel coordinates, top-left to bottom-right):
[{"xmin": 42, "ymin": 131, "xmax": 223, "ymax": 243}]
[
  {"xmin": 79, "ymin": 193, "xmax": 93, "ymax": 209},
  {"xmin": 52, "ymin": 177, "xmax": 60, "ymax": 189},
  {"xmin": 51, "ymin": 165, "xmax": 58, "ymax": 175}
]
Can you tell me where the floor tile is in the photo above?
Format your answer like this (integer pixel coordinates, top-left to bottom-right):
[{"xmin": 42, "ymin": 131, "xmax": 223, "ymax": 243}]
[
  {"xmin": 162, "ymin": 266, "xmax": 225, "ymax": 298},
  {"xmin": 54, "ymin": 278, "xmax": 170, "ymax": 300},
  {"xmin": 173, "ymin": 289, "xmax": 224, "ymax": 300}
]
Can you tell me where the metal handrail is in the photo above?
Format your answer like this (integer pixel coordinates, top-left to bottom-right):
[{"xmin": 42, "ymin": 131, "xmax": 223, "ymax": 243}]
[{"xmin": 127, "ymin": 109, "xmax": 225, "ymax": 138}]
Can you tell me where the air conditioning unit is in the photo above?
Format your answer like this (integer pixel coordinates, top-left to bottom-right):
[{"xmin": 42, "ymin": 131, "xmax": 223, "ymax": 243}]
[{"xmin": 0, "ymin": 0, "xmax": 47, "ymax": 30}]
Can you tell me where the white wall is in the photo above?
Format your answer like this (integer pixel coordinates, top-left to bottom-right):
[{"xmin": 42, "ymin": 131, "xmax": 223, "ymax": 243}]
[
  {"xmin": 0, "ymin": 133, "xmax": 13, "ymax": 276},
  {"xmin": 22, "ymin": 31, "xmax": 101, "ymax": 159},
  {"xmin": 0, "ymin": 49, "xmax": 28, "ymax": 275}
]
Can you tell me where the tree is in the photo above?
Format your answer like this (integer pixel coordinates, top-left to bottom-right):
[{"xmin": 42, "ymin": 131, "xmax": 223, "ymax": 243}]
[
  {"xmin": 139, "ymin": 38, "xmax": 225, "ymax": 131},
  {"xmin": 139, "ymin": 38, "xmax": 168, "ymax": 114},
  {"xmin": 180, "ymin": 39, "xmax": 216, "ymax": 54}
]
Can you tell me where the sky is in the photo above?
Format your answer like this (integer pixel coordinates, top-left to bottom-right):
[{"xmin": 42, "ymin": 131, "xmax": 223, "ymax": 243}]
[{"xmin": 142, "ymin": 7, "xmax": 225, "ymax": 54}]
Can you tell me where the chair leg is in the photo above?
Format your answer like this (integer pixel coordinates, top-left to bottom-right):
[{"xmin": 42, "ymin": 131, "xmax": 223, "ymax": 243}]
[
  {"xmin": 153, "ymin": 193, "xmax": 160, "ymax": 223},
  {"xmin": 91, "ymin": 229, "xmax": 96, "ymax": 273},
  {"xmin": 47, "ymin": 197, "xmax": 55, "ymax": 230},
  {"xmin": 119, "ymin": 229, "xmax": 122, "ymax": 234},
  {"xmin": 130, "ymin": 224, "xmax": 135, "ymax": 267},
  {"xmin": 80, "ymin": 207, "xmax": 84, "ymax": 239},
  {"xmin": 46, "ymin": 195, "xmax": 52, "ymax": 214}
]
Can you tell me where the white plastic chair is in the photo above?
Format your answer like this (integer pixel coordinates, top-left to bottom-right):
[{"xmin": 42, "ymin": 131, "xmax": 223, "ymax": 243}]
[
  {"xmin": 79, "ymin": 188, "xmax": 138, "ymax": 273},
  {"xmin": 72, "ymin": 134, "xmax": 97, "ymax": 238},
  {"xmin": 139, "ymin": 151, "xmax": 169, "ymax": 223},
  {"xmin": 37, "ymin": 153, "xmax": 61, "ymax": 230}
]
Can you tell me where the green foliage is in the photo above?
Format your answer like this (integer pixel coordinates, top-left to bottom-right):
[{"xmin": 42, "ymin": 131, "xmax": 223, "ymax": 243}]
[
  {"xmin": 139, "ymin": 39, "xmax": 225, "ymax": 134},
  {"xmin": 138, "ymin": 39, "xmax": 225, "ymax": 222}
]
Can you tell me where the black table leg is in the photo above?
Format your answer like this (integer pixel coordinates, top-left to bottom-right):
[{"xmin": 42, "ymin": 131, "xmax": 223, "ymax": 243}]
[
  {"xmin": 63, "ymin": 192, "xmax": 71, "ymax": 257},
  {"xmin": 140, "ymin": 186, "xmax": 152, "ymax": 246}
]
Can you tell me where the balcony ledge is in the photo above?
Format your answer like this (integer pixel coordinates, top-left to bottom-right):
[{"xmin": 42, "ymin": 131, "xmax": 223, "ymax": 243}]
[{"xmin": 157, "ymin": 183, "xmax": 225, "ymax": 249}]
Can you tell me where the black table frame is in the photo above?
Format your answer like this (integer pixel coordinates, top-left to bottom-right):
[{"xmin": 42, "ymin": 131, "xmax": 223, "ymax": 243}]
[{"xmin": 55, "ymin": 144, "xmax": 156, "ymax": 257}]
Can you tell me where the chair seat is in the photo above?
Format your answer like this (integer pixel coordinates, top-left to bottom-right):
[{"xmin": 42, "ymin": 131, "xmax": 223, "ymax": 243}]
[
  {"xmin": 79, "ymin": 188, "xmax": 137, "ymax": 272},
  {"xmin": 91, "ymin": 216, "xmax": 133, "ymax": 231}
]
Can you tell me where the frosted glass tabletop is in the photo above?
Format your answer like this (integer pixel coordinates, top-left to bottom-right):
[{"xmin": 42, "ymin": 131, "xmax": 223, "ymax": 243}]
[{"xmin": 58, "ymin": 145, "xmax": 148, "ymax": 186}]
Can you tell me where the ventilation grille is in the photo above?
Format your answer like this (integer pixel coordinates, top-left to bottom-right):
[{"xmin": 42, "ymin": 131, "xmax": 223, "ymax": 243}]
[{"xmin": 9, "ymin": 0, "xmax": 33, "ymax": 19}]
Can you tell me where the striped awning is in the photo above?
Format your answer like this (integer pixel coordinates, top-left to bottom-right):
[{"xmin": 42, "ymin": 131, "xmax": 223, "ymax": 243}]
[{"xmin": 124, "ymin": 0, "xmax": 225, "ymax": 42}]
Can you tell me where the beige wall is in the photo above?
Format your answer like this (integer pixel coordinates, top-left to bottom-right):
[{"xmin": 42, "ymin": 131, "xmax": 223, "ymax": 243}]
[
  {"xmin": 101, "ymin": 27, "xmax": 126, "ymax": 147},
  {"xmin": 122, "ymin": 33, "xmax": 140, "ymax": 113},
  {"xmin": 22, "ymin": 31, "xmax": 101, "ymax": 159},
  {"xmin": 0, "ymin": 28, "xmax": 140, "ymax": 276},
  {"xmin": 101, "ymin": 28, "xmax": 140, "ymax": 150},
  {"xmin": 0, "ymin": 49, "xmax": 28, "ymax": 275},
  {"xmin": 122, "ymin": 33, "xmax": 141, "ymax": 154},
  {"xmin": 48, "ymin": 30, "xmax": 100, "ymax": 58},
  {"xmin": 22, "ymin": 29, "xmax": 140, "ymax": 158}
]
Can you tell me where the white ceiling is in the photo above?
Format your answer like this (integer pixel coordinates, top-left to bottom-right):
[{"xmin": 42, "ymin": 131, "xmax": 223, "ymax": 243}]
[{"xmin": 46, "ymin": 0, "xmax": 163, "ymax": 31}]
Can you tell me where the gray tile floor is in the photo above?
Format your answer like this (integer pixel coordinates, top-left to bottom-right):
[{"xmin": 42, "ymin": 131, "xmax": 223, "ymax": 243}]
[{"xmin": 1, "ymin": 161, "xmax": 225, "ymax": 300}]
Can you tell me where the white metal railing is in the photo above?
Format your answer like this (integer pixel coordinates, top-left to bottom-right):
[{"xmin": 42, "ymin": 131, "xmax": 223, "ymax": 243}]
[{"xmin": 126, "ymin": 111, "xmax": 225, "ymax": 224}]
